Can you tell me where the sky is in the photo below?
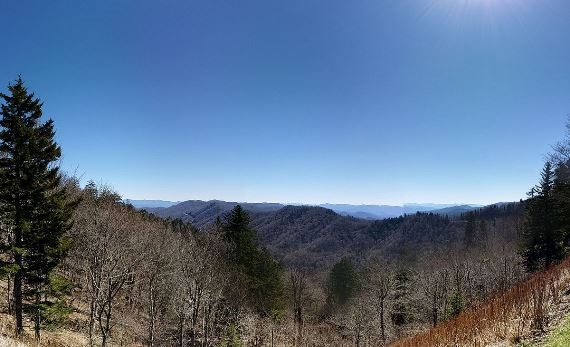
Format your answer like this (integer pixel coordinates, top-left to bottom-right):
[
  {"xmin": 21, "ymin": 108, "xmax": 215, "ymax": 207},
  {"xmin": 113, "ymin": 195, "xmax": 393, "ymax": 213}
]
[{"xmin": 1, "ymin": 0, "xmax": 569, "ymax": 205}]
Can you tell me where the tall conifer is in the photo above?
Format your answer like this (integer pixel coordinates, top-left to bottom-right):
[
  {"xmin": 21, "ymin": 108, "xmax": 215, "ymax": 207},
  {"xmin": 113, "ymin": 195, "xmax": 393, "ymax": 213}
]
[
  {"xmin": 521, "ymin": 162, "xmax": 562, "ymax": 271},
  {"xmin": 0, "ymin": 77, "xmax": 74, "ymax": 337},
  {"xmin": 223, "ymin": 205, "xmax": 284, "ymax": 316}
]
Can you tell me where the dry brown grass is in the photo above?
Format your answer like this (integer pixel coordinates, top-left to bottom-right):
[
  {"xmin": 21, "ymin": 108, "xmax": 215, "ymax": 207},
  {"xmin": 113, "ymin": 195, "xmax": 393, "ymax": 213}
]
[
  {"xmin": 390, "ymin": 258, "xmax": 570, "ymax": 347},
  {"xmin": 0, "ymin": 310, "xmax": 89, "ymax": 347},
  {"xmin": 0, "ymin": 335, "xmax": 27, "ymax": 347},
  {"xmin": 0, "ymin": 278, "xmax": 141, "ymax": 347}
]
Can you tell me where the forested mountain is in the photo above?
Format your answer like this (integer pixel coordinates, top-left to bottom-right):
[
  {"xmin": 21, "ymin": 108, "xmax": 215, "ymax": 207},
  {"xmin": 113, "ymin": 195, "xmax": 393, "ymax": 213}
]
[
  {"xmin": 427, "ymin": 204, "xmax": 479, "ymax": 217},
  {"xmin": 319, "ymin": 203, "xmax": 481, "ymax": 219},
  {"xmin": 144, "ymin": 199, "xmax": 285, "ymax": 225},
  {"xmin": 252, "ymin": 207, "xmax": 458, "ymax": 267},
  {"xmin": 145, "ymin": 200, "xmax": 522, "ymax": 268},
  {"xmin": 143, "ymin": 199, "xmax": 482, "ymax": 222}
]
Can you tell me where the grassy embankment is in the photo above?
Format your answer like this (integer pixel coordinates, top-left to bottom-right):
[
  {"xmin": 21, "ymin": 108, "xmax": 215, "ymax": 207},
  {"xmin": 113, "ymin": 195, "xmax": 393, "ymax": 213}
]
[{"xmin": 391, "ymin": 257, "xmax": 570, "ymax": 347}]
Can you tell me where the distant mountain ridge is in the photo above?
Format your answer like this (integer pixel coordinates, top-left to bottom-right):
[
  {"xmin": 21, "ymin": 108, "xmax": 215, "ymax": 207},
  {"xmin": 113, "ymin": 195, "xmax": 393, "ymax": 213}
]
[
  {"xmin": 125, "ymin": 199, "xmax": 179, "ymax": 208},
  {"xmin": 319, "ymin": 203, "xmax": 480, "ymax": 219},
  {"xmin": 143, "ymin": 200, "xmax": 284, "ymax": 226},
  {"xmin": 427, "ymin": 205, "xmax": 480, "ymax": 217},
  {"xmin": 136, "ymin": 198, "xmax": 482, "ymax": 221}
]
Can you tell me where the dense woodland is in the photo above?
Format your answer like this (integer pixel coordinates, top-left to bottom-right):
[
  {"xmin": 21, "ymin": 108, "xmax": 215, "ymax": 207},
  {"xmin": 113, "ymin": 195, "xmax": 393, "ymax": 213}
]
[{"xmin": 0, "ymin": 78, "xmax": 569, "ymax": 347}]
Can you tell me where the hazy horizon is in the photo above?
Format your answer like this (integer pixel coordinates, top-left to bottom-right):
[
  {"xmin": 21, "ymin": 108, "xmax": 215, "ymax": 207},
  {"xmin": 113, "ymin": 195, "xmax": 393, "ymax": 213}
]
[
  {"xmin": 2, "ymin": 1, "xmax": 569, "ymax": 205},
  {"xmin": 124, "ymin": 197, "xmax": 491, "ymax": 207}
]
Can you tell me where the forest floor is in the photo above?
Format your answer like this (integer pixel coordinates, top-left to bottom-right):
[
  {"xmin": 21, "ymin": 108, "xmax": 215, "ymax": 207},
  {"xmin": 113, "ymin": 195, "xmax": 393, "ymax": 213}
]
[
  {"xmin": 0, "ymin": 310, "xmax": 88, "ymax": 347},
  {"xmin": 0, "ymin": 278, "xmax": 88, "ymax": 347},
  {"xmin": 0, "ymin": 276, "xmax": 147, "ymax": 347}
]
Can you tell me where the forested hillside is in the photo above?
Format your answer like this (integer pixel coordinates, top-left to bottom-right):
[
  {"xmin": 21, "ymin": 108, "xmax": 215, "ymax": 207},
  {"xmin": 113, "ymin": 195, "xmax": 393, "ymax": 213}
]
[
  {"xmin": 144, "ymin": 200, "xmax": 284, "ymax": 226},
  {"xmin": 144, "ymin": 199, "xmax": 480, "ymax": 225},
  {"xmin": 148, "ymin": 200, "xmax": 522, "ymax": 268}
]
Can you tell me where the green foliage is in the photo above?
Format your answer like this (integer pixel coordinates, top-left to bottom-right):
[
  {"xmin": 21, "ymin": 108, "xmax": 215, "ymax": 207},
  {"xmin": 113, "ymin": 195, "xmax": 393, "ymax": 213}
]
[
  {"xmin": 36, "ymin": 300, "xmax": 73, "ymax": 330},
  {"xmin": 0, "ymin": 263, "xmax": 20, "ymax": 278},
  {"xmin": 448, "ymin": 290, "xmax": 464, "ymax": 317},
  {"xmin": 220, "ymin": 324, "xmax": 244, "ymax": 347},
  {"xmin": 48, "ymin": 273, "xmax": 73, "ymax": 297},
  {"xmin": 540, "ymin": 313, "xmax": 570, "ymax": 347},
  {"xmin": 327, "ymin": 257, "xmax": 359, "ymax": 309},
  {"xmin": 521, "ymin": 162, "xmax": 565, "ymax": 272},
  {"xmin": 0, "ymin": 77, "xmax": 76, "ymax": 336},
  {"xmin": 390, "ymin": 267, "xmax": 413, "ymax": 326},
  {"xmin": 223, "ymin": 205, "xmax": 285, "ymax": 316},
  {"xmin": 224, "ymin": 205, "xmax": 258, "ymax": 266},
  {"xmin": 553, "ymin": 161, "xmax": 570, "ymax": 250}
]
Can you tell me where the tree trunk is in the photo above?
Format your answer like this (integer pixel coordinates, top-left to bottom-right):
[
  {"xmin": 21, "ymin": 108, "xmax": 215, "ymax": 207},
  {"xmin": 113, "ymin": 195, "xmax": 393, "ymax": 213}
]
[
  {"xmin": 7, "ymin": 273, "xmax": 12, "ymax": 315},
  {"xmin": 104, "ymin": 300, "xmax": 112, "ymax": 347},
  {"xmin": 14, "ymin": 201, "xmax": 23, "ymax": 337},
  {"xmin": 14, "ymin": 256, "xmax": 23, "ymax": 335},
  {"xmin": 35, "ymin": 289, "xmax": 41, "ymax": 342},
  {"xmin": 178, "ymin": 316, "xmax": 186, "ymax": 347},
  {"xmin": 380, "ymin": 298, "xmax": 385, "ymax": 344},
  {"xmin": 148, "ymin": 279, "xmax": 156, "ymax": 347},
  {"xmin": 89, "ymin": 296, "xmax": 96, "ymax": 346}
]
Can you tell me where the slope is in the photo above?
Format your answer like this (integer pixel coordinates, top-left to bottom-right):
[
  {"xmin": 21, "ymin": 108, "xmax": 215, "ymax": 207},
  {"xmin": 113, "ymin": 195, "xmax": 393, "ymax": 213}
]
[{"xmin": 391, "ymin": 256, "xmax": 570, "ymax": 347}]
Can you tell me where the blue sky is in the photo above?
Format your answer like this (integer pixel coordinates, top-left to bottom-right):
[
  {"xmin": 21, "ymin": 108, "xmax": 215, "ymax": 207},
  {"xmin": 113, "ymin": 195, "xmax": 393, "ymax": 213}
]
[{"xmin": 1, "ymin": 0, "xmax": 569, "ymax": 205}]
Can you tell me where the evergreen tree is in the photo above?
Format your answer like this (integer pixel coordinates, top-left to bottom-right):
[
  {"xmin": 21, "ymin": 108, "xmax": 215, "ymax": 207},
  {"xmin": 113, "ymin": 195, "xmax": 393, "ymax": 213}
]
[
  {"xmin": 521, "ymin": 162, "xmax": 562, "ymax": 272},
  {"xmin": 391, "ymin": 267, "xmax": 413, "ymax": 328},
  {"xmin": 552, "ymin": 160, "xmax": 570, "ymax": 249},
  {"xmin": 223, "ymin": 205, "xmax": 284, "ymax": 316},
  {"xmin": 0, "ymin": 77, "xmax": 74, "ymax": 337},
  {"xmin": 326, "ymin": 257, "xmax": 359, "ymax": 308},
  {"xmin": 448, "ymin": 289, "xmax": 464, "ymax": 318},
  {"xmin": 224, "ymin": 205, "xmax": 258, "ymax": 266}
]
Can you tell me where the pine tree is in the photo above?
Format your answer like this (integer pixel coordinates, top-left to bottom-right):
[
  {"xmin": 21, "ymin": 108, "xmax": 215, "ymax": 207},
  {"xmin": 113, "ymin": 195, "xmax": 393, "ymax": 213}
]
[
  {"xmin": 552, "ymin": 160, "xmax": 570, "ymax": 249},
  {"xmin": 327, "ymin": 257, "xmax": 359, "ymax": 308},
  {"xmin": 391, "ymin": 266, "xmax": 413, "ymax": 329},
  {"xmin": 521, "ymin": 162, "xmax": 562, "ymax": 272},
  {"xmin": 0, "ymin": 77, "xmax": 74, "ymax": 338},
  {"xmin": 223, "ymin": 205, "xmax": 258, "ymax": 267},
  {"xmin": 223, "ymin": 205, "xmax": 284, "ymax": 316}
]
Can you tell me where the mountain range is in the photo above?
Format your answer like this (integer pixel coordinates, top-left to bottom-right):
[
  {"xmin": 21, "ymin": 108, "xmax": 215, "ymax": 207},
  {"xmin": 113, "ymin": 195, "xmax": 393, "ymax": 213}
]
[{"xmin": 129, "ymin": 199, "xmax": 482, "ymax": 221}]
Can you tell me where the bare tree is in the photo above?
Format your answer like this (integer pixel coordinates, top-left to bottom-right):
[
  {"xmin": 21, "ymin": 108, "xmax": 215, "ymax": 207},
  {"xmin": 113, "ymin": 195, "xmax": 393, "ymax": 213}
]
[
  {"xmin": 140, "ymin": 224, "xmax": 176, "ymax": 347},
  {"xmin": 289, "ymin": 269, "xmax": 307, "ymax": 343},
  {"xmin": 363, "ymin": 260, "xmax": 393, "ymax": 345},
  {"xmin": 419, "ymin": 268, "xmax": 449, "ymax": 328},
  {"xmin": 169, "ymin": 229, "xmax": 229, "ymax": 347},
  {"xmin": 71, "ymin": 184, "xmax": 146, "ymax": 347}
]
